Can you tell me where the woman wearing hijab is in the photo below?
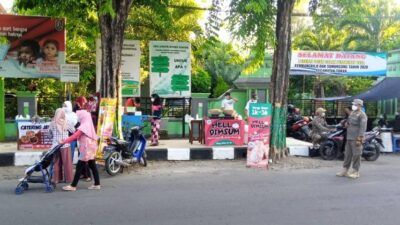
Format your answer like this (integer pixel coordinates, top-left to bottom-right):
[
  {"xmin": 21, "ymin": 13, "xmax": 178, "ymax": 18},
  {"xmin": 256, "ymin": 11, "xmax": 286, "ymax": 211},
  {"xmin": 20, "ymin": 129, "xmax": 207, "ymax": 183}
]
[
  {"xmin": 61, "ymin": 109, "xmax": 100, "ymax": 191},
  {"xmin": 50, "ymin": 108, "xmax": 73, "ymax": 183},
  {"xmin": 150, "ymin": 94, "xmax": 163, "ymax": 146},
  {"xmin": 63, "ymin": 101, "xmax": 78, "ymax": 160},
  {"xmin": 72, "ymin": 96, "xmax": 92, "ymax": 182}
]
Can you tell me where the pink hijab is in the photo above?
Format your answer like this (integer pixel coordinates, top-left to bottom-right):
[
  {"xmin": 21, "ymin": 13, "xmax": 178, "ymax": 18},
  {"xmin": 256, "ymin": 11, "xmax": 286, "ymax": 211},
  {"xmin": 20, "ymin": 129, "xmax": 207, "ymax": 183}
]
[
  {"xmin": 52, "ymin": 108, "xmax": 67, "ymax": 132},
  {"xmin": 76, "ymin": 110, "xmax": 98, "ymax": 140}
]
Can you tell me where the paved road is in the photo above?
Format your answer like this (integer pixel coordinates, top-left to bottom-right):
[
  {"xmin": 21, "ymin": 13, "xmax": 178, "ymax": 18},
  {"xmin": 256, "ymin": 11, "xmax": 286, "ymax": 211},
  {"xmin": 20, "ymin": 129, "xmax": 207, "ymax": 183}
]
[{"xmin": 0, "ymin": 156, "xmax": 400, "ymax": 225}]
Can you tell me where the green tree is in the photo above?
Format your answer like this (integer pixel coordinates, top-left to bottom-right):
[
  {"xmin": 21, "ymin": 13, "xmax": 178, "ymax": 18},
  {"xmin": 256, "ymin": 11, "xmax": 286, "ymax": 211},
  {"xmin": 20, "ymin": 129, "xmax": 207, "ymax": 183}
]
[
  {"xmin": 191, "ymin": 68, "xmax": 211, "ymax": 93},
  {"xmin": 229, "ymin": 0, "xmax": 296, "ymax": 160},
  {"xmin": 196, "ymin": 39, "xmax": 244, "ymax": 97}
]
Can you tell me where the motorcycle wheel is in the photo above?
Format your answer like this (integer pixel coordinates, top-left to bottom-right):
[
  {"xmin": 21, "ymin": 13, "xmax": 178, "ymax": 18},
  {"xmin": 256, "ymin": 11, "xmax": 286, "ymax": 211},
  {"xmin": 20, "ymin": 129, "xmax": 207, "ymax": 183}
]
[
  {"xmin": 363, "ymin": 143, "xmax": 380, "ymax": 161},
  {"xmin": 319, "ymin": 140, "xmax": 338, "ymax": 160},
  {"xmin": 105, "ymin": 151, "xmax": 122, "ymax": 176}
]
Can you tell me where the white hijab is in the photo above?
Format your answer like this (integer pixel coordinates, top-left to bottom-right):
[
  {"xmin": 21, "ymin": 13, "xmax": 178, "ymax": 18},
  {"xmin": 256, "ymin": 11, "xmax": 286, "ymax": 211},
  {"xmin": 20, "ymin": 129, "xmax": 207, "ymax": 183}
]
[{"xmin": 63, "ymin": 101, "xmax": 78, "ymax": 132}]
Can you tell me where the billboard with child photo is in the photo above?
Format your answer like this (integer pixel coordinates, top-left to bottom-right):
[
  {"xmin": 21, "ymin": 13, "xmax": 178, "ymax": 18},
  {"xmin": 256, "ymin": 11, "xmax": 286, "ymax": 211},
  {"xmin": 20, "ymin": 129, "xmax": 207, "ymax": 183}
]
[{"xmin": 0, "ymin": 15, "xmax": 66, "ymax": 78}]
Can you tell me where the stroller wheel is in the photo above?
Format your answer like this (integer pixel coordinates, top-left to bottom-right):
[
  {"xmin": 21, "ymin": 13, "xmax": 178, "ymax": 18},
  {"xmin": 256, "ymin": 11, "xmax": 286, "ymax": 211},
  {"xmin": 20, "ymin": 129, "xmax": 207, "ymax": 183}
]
[
  {"xmin": 45, "ymin": 185, "xmax": 54, "ymax": 193},
  {"xmin": 15, "ymin": 186, "xmax": 24, "ymax": 195},
  {"xmin": 21, "ymin": 182, "xmax": 29, "ymax": 190}
]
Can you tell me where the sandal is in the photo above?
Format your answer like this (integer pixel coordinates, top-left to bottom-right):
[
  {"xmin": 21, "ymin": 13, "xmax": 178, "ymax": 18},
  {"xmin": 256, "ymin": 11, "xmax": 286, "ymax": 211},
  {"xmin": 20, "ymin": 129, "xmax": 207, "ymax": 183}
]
[
  {"xmin": 85, "ymin": 177, "xmax": 92, "ymax": 182},
  {"xmin": 88, "ymin": 185, "xmax": 101, "ymax": 190},
  {"xmin": 62, "ymin": 185, "xmax": 77, "ymax": 191}
]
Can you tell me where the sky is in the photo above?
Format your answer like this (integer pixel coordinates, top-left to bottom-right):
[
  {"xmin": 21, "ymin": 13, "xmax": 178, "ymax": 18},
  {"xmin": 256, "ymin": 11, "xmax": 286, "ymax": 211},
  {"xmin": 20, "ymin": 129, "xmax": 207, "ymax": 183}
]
[{"xmin": 0, "ymin": 0, "xmax": 13, "ymax": 12}]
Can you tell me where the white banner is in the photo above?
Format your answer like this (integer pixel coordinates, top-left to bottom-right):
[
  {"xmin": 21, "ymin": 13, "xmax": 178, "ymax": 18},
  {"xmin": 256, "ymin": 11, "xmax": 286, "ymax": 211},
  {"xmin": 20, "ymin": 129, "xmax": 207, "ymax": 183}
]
[
  {"xmin": 149, "ymin": 41, "xmax": 191, "ymax": 97},
  {"xmin": 96, "ymin": 39, "xmax": 141, "ymax": 96},
  {"xmin": 290, "ymin": 51, "xmax": 387, "ymax": 77},
  {"xmin": 60, "ymin": 64, "xmax": 79, "ymax": 83}
]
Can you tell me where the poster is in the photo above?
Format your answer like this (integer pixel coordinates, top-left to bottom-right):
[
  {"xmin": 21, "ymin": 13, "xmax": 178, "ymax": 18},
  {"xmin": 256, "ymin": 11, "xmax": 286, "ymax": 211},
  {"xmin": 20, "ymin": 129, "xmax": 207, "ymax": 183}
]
[
  {"xmin": 96, "ymin": 39, "xmax": 141, "ymax": 97},
  {"xmin": 17, "ymin": 122, "xmax": 52, "ymax": 150},
  {"xmin": 290, "ymin": 51, "xmax": 387, "ymax": 76},
  {"xmin": 246, "ymin": 103, "xmax": 272, "ymax": 168},
  {"xmin": 0, "ymin": 15, "xmax": 66, "ymax": 78},
  {"xmin": 204, "ymin": 119, "xmax": 244, "ymax": 146},
  {"xmin": 149, "ymin": 41, "xmax": 191, "ymax": 97},
  {"xmin": 96, "ymin": 98, "xmax": 117, "ymax": 158}
]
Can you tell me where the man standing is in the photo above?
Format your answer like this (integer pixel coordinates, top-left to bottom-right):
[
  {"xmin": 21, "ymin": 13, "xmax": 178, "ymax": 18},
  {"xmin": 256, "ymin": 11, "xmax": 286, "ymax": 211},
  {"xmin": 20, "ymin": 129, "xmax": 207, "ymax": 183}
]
[
  {"xmin": 245, "ymin": 93, "xmax": 258, "ymax": 117},
  {"xmin": 221, "ymin": 92, "xmax": 238, "ymax": 111},
  {"xmin": 336, "ymin": 99, "xmax": 367, "ymax": 179}
]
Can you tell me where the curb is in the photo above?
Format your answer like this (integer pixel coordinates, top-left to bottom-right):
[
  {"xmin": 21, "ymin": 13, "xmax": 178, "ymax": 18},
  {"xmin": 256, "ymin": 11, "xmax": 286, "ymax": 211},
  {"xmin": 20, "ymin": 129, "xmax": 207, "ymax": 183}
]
[{"xmin": 0, "ymin": 147, "xmax": 248, "ymax": 167}]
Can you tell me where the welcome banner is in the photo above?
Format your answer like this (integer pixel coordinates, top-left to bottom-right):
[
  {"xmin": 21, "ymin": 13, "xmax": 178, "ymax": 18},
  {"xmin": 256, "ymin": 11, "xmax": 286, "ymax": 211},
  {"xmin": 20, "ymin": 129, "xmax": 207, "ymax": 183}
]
[{"xmin": 290, "ymin": 51, "xmax": 386, "ymax": 77}]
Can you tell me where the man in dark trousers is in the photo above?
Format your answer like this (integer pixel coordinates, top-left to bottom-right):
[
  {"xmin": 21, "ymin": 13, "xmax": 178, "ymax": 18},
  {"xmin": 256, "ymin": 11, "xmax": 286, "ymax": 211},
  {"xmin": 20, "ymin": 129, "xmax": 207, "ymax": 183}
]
[{"xmin": 336, "ymin": 99, "xmax": 368, "ymax": 179}]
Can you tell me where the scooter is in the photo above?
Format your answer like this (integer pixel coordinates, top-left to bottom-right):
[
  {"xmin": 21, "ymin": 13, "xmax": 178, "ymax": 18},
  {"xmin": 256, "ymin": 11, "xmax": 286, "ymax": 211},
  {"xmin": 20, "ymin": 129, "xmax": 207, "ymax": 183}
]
[
  {"xmin": 319, "ymin": 126, "xmax": 383, "ymax": 161},
  {"xmin": 103, "ymin": 126, "xmax": 147, "ymax": 176},
  {"xmin": 287, "ymin": 116, "xmax": 311, "ymax": 141}
]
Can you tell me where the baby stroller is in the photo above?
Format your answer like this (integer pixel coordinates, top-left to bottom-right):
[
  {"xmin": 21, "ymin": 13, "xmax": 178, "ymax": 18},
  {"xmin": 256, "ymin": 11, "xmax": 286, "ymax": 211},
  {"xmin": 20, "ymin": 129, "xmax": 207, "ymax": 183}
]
[{"xmin": 15, "ymin": 144, "xmax": 63, "ymax": 194}]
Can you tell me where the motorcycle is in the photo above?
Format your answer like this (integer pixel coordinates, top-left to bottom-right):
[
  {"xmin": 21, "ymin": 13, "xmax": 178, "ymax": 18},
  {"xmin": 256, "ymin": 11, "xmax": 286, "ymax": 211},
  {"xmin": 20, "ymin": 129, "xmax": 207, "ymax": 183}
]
[
  {"xmin": 319, "ymin": 126, "xmax": 383, "ymax": 161},
  {"xmin": 103, "ymin": 126, "xmax": 147, "ymax": 176},
  {"xmin": 287, "ymin": 115, "xmax": 311, "ymax": 141}
]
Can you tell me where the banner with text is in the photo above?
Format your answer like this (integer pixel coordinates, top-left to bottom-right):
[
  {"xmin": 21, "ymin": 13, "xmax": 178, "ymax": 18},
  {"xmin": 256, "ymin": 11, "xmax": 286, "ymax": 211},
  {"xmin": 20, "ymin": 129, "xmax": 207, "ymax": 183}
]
[
  {"xmin": 204, "ymin": 119, "xmax": 244, "ymax": 146},
  {"xmin": 17, "ymin": 122, "xmax": 52, "ymax": 150},
  {"xmin": 246, "ymin": 103, "xmax": 272, "ymax": 168},
  {"xmin": 0, "ymin": 15, "xmax": 66, "ymax": 78},
  {"xmin": 96, "ymin": 98, "xmax": 117, "ymax": 158},
  {"xmin": 149, "ymin": 41, "xmax": 191, "ymax": 97},
  {"xmin": 96, "ymin": 40, "xmax": 141, "ymax": 97},
  {"xmin": 290, "ymin": 51, "xmax": 386, "ymax": 77}
]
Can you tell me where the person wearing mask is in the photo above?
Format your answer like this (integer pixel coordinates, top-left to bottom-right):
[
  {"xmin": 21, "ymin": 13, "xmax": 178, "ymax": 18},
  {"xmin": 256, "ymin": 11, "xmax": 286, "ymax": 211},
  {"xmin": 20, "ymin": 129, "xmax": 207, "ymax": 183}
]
[
  {"xmin": 49, "ymin": 108, "xmax": 73, "ymax": 184},
  {"xmin": 245, "ymin": 93, "xmax": 258, "ymax": 117},
  {"xmin": 61, "ymin": 109, "xmax": 100, "ymax": 191},
  {"xmin": 63, "ymin": 101, "xmax": 78, "ymax": 160},
  {"xmin": 336, "ymin": 99, "xmax": 367, "ymax": 179},
  {"xmin": 150, "ymin": 94, "xmax": 162, "ymax": 146},
  {"xmin": 310, "ymin": 108, "xmax": 332, "ymax": 149}
]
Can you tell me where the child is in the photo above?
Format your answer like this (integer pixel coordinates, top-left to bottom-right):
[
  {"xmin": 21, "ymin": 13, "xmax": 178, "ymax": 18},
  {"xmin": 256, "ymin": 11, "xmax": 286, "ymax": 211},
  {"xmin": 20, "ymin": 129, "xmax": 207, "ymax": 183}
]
[
  {"xmin": 40, "ymin": 39, "xmax": 59, "ymax": 64},
  {"xmin": 61, "ymin": 107, "xmax": 100, "ymax": 191},
  {"xmin": 18, "ymin": 39, "xmax": 40, "ymax": 67}
]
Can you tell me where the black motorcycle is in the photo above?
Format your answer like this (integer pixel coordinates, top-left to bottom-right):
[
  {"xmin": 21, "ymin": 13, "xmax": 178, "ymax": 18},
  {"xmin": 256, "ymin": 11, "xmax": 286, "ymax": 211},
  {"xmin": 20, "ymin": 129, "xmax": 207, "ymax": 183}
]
[
  {"xmin": 103, "ymin": 126, "xmax": 147, "ymax": 176},
  {"xmin": 319, "ymin": 126, "xmax": 383, "ymax": 161}
]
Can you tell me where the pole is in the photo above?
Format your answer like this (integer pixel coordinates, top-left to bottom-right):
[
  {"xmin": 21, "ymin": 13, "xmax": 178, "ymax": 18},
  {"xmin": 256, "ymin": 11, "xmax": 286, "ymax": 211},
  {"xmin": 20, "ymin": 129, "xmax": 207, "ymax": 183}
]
[
  {"xmin": 68, "ymin": 82, "xmax": 71, "ymax": 101},
  {"xmin": 0, "ymin": 78, "xmax": 5, "ymax": 141}
]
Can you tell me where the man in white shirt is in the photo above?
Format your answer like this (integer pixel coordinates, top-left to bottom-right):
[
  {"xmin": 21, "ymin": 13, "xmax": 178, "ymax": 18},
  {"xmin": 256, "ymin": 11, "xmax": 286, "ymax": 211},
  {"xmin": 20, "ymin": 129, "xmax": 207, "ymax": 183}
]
[
  {"xmin": 221, "ymin": 92, "xmax": 238, "ymax": 111},
  {"xmin": 245, "ymin": 93, "xmax": 258, "ymax": 117}
]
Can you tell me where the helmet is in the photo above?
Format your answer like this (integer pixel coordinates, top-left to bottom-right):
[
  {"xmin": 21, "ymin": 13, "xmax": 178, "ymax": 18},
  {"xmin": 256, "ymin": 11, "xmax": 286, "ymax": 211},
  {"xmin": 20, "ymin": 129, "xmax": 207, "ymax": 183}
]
[
  {"xmin": 75, "ymin": 96, "xmax": 87, "ymax": 110},
  {"xmin": 288, "ymin": 104, "xmax": 295, "ymax": 113},
  {"xmin": 316, "ymin": 108, "xmax": 326, "ymax": 115}
]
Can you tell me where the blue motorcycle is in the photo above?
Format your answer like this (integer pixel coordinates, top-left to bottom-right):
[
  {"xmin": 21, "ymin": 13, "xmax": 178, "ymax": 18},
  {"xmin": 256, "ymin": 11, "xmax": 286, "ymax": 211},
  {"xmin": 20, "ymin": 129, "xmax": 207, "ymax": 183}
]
[{"xmin": 103, "ymin": 126, "xmax": 147, "ymax": 176}]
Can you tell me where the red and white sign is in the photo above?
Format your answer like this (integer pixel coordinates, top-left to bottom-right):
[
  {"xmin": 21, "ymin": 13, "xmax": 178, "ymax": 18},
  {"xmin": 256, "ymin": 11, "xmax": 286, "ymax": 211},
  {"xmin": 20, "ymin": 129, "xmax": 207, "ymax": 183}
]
[{"xmin": 204, "ymin": 119, "xmax": 244, "ymax": 146}]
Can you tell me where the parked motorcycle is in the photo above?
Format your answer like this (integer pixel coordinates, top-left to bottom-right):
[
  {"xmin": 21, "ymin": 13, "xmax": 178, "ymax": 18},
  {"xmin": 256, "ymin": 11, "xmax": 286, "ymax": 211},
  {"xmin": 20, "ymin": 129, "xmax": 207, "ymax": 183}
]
[
  {"xmin": 319, "ymin": 126, "xmax": 383, "ymax": 161},
  {"xmin": 287, "ymin": 115, "xmax": 311, "ymax": 141},
  {"xmin": 103, "ymin": 126, "xmax": 147, "ymax": 176}
]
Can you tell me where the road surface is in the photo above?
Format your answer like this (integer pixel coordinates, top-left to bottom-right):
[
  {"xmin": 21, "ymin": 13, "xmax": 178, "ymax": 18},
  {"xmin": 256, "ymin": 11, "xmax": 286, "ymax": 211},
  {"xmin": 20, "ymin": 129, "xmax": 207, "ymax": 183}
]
[{"xmin": 0, "ymin": 156, "xmax": 399, "ymax": 225}]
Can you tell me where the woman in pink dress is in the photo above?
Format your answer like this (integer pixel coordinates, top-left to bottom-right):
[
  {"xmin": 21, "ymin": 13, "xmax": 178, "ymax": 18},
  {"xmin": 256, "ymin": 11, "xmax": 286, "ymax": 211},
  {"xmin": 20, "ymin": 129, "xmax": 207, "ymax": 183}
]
[
  {"xmin": 61, "ymin": 109, "xmax": 100, "ymax": 191},
  {"xmin": 50, "ymin": 108, "xmax": 73, "ymax": 183}
]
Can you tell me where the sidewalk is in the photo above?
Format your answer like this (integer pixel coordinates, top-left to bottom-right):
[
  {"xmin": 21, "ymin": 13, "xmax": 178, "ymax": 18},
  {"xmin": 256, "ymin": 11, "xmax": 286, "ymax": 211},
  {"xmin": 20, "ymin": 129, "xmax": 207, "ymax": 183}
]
[{"xmin": 0, "ymin": 138, "xmax": 312, "ymax": 166}]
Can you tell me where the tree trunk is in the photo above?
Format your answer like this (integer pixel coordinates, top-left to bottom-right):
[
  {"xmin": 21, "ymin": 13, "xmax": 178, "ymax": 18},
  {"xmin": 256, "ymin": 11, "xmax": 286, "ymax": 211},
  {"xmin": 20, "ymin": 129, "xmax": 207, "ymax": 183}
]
[
  {"xmin": 98, "ymin": 0, "xmax": 133, "ymax": 98},
  {"xmin": 269, "ymin": 0, "xmax": 295, "ymax": 162}
]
